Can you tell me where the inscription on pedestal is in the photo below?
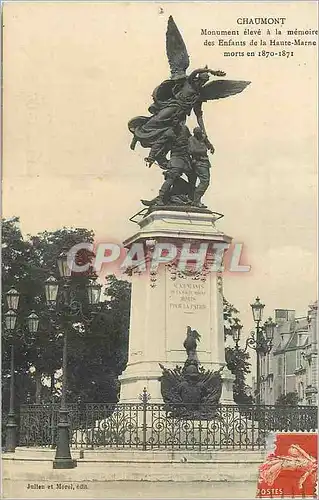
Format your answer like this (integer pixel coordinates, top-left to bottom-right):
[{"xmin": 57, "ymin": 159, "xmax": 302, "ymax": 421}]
[
  {"xmin": 169, "ymin": 281, "xmax": 207, "ymax": 313},
  {"xmin": 166, "ymin": 274, "xmax": 211, "ymax": 353}
]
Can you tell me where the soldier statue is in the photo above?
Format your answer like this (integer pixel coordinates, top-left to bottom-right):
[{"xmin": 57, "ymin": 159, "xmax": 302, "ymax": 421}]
[{"xmin": 189, "ymin": 127, "xmax": 214, "ymax": 208}]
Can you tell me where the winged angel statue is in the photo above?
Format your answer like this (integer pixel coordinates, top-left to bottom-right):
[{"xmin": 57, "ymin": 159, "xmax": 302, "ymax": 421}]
[{"xmin": 128, "ymin": 16, "xmax": 250, "ymax": 209}]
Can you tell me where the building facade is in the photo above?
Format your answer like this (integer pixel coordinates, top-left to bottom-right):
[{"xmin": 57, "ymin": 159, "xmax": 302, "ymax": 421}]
[{"xmin": 260, "ymin": 302, "xmax": 318, "ymax": 405}]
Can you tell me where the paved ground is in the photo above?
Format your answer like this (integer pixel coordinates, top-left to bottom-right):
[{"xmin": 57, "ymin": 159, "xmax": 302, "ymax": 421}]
[{"xmin": 1, "ymin": 480, "xmax": 258, "ymax": 499}]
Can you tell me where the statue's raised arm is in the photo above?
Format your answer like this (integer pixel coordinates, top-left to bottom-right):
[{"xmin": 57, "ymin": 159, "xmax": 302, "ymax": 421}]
[{"xmin": 188, "ymin": 67, "xmax": 226, "ymax": 84}]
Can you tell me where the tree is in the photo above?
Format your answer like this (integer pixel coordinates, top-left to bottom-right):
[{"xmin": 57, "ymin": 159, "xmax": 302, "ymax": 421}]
[
  {"xmin": 2, "ymin": 217, "xmax": 39, "ymax": 407},
  {"xmin": 103, "ymin": 275, "xmax": 131, "ymax": 375},
  {"xmin": 225, "ymin": 346, "xmax": 254, "ymax": 405},
  {"xmin": 67, "ymin": 275, "xmax": 131, "ymax": 403},
  {"xmin": 29, "ymin": 225, "xmax": 96, "ymax": 402},
  {"xmin": 2, "ymin": 217, "xmax": 133, "ymax": 409},
  {"xmin": 223, "ymin": 297, "xmax": 240, "ymax": 337},
  {"xmin": 275, "ymin": 392, "xmax": 299, "ymax": 406},
  {"xmin": 2, "ymin": 219, "xmax": 98, "ymax": 405},
  {"xmin": 223, "ymin": 297, "xmax": 254, "ymax": 405}
]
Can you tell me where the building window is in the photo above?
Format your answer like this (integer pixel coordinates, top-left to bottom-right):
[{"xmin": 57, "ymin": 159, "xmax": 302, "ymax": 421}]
[
  {"xmin": 286, "ymin": 350, "xmax": 297, "ymax": 375},
  {"xmin": 296, "ymin": 349, "xmax": 302, "ymax": 367},
  {"xmin": 298, "ymin": 382, "xmax": 304, "ymax": 400},
  {"xmin": 261, "ymin": 356, "xmax": 266, "ymax": 376},
  {"xmin": 277, "ymin": 356, "xmax": 283, "ymax": 375},
  {"xmin": 276, "ymin": 310, "xmax": 289, "ymax": 320},
  {"xmin": 306, "ymin": 361, "xmax": 312, "ymax": 386}
]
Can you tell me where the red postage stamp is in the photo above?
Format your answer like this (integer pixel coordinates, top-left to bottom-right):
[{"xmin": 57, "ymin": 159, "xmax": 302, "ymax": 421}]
[{"xmin": 257, "ymin": 433, "xmax": 318, "ymax": 498}]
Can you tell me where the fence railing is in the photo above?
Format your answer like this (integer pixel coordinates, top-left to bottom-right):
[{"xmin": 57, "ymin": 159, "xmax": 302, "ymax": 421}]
[{"xmin": 17, "ymin": 402, "xmax": 318, "ymax": 451}]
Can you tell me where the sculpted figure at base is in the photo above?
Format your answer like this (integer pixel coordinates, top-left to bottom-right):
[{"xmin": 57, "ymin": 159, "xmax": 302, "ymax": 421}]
[
  {"xmin": 142, "ymin": 122, "xmax": 195, "ymax": 207},
  {"xmin": 142, "ymin": 126, "xmax": 214, "ymax": 208},
  {"xmin": 128, "ymin": 16, "xmax": 250, "ymax": 211},
  {"xmin": 183, "ymin": 326, "xmax": 201, "ymax": 363},
  {"xmin": 159, "ymin": 326, "xmax": 223, "ymax": 419},
  {"xmin": 189, "ymin": 127, "xmax": 214, "ymax": 208}
]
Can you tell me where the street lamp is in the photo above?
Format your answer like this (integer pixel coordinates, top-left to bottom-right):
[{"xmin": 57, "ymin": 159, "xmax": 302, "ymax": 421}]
[
  {"xmin": 4, "ymin": 305, "xmax": 18, "ymax": 453},
  {"xmin": 231, "ymin": 318, "xmax": 243, "ymax": 349},
  {"xmin": 47, "ymin": 259, "xmax": 101, "ymax": 469},
  {"xmin": 229, "ymin": 298, "xmax": 276, "ymax": 405},
  {"xmin": 87, "ymin": 280, "xmax": 102, "ymax": 306},
  {"xmin": 264, "ymin": 317, "xmax": 276, "ymax": 341},
  {"xmin": 45, "ymin": 275, "xmax": 77, "ymax": 469},
  {"xmin": 249, "ymin": 298, "xmax": 274, "ymax": 405},
  {"xmin": 4, "ymin": 290, "xmax": 39, "ymax": 453},
  {"xmin": 57, "ymin": 249, "xmax": 72, "ymax": 279},
  {"xmin": 6, "ymin": 288, "xmax": 20, "ymax": 311},
  {"xmin": 4, "ymin": 310, "xmax": 18, "ymax": 332},
  {"xmin": 45, "ymin": 276, "xmax": 59, "ymax": 309},
  {"xmin": 250, "ymin": 296, "xmax": 265, "ymax": 323},
  {"xmin": 27, "ymin": 312, "xmax": 40, "ymax": 335}
]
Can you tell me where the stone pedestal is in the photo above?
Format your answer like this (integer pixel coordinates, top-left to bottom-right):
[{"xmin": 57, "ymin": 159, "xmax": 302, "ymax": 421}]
[
  {"xmin": 119, "ymin": 209, "xmax": 233, "ymax": 403},
  {"xmin": 220, "ymin": 368, "xmax": 236, "ymax": 404}
]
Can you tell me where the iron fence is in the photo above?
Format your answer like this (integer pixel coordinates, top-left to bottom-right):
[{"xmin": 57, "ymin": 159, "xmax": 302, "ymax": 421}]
[{"xmin": 17, "ymin": 402, "xmax": 318, "ymax": 451}]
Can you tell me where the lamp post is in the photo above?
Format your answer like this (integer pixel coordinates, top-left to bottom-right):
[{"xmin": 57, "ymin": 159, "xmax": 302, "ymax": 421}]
[
  {"xmin": 251, "ymin": 297, "xmax": 275, "ymax": 405},
  {"xmin": 46, "ymin": 250, "xmax": 101, "ymax": 469},
  {"xmin": 231, "ymin": 318, "xmax": 243, "ymax": 349},
  {"xmin": 4, "ymin": 289, "xmax": 39, "ymax": 452},
  {"xmin": 230, "ymin": 298, "xmax": 276, "ymax": 405},
  {"xmin": 4, "ymin": 307, "xmax": 18, "ymax": 453},
  {"xmin": 251, "ymin": 296, "xmax": 265, "ymax": 406}
]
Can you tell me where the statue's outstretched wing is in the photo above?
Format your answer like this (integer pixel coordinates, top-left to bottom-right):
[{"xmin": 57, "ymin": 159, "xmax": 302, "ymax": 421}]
[
  {"xmin": 200, "ymin": 80, "xmax": 251, "ymax": 102},
  {"xmin": 159, "ymin": 363, "xmax": 183, "ymax": 404},
  {"xmin": 166, "ymin": 16, "xmax": 190, "ymax": 80}
]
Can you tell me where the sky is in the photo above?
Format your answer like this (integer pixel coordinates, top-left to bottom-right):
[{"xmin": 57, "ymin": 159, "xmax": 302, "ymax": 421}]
[{"xmin": 2, "ymin": 1, "xmax": 318, "ymax": 351}]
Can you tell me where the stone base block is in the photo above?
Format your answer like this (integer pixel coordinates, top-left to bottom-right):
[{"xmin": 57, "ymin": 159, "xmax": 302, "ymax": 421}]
[
  {"xmin": 2, "ymin": 449, "xmax": 265, "ymax": 483},
  {"xmin": 119, "ymin": 364, "xmax": 162, "ymax": 402}
]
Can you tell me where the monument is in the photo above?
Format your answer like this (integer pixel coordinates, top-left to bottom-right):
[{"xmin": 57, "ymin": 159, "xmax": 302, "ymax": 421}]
[{"xmin": 119, "ymin": 16, "xmax": 250, "ymax": 403}]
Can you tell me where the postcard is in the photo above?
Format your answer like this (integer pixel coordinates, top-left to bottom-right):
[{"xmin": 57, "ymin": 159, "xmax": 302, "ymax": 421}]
[{"xmin": 2, "ymin": 1, "xmax": 317, "ymax": 499}]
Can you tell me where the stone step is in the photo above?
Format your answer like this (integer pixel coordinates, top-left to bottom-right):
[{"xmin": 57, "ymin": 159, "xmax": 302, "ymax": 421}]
[
  {"xmin": 2, "ymin": 459, "xmax": 260, "ymax": 482},
  {"xmin": 2, "ymin": 448, "xmax": 265, "ymax": 482},
  {"xmin": 8, "ymin": 447, "xmax": 266, "ymax": 462}
]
